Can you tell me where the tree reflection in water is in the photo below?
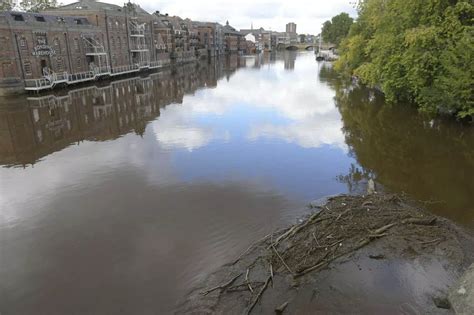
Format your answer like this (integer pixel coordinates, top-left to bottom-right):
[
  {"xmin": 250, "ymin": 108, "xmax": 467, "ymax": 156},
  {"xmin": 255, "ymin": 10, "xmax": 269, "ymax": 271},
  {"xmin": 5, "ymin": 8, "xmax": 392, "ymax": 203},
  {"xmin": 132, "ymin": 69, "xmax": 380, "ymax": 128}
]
[{"xmin": 320, "ymin": 62, "xmax": 474, "ymax": 226}]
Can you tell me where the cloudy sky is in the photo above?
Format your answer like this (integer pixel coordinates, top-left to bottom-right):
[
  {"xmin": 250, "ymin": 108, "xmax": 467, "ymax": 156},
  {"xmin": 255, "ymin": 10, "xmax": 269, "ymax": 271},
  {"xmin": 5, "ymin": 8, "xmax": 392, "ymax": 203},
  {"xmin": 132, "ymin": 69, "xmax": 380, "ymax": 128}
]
[{"xmin": 61, "ymin": 0, "xmax": 357, "ymax": 34}]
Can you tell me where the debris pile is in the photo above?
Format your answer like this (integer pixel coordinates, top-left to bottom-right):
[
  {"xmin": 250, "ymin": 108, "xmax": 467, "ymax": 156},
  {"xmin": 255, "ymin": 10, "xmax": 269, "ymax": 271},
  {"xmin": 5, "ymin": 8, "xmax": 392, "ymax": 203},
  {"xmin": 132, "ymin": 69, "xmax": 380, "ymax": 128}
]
[{"xmin": 177, "ymin": 194, "xmax": 474, "ymax": 314}]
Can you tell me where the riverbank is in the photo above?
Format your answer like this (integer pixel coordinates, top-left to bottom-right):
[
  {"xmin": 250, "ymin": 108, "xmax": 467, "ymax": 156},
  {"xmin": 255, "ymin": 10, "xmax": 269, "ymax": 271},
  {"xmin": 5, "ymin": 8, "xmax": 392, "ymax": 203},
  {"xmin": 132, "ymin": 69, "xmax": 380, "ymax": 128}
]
[{"xmin": 177, "ymin": 193, "xmax": 474, "ymax": 314}]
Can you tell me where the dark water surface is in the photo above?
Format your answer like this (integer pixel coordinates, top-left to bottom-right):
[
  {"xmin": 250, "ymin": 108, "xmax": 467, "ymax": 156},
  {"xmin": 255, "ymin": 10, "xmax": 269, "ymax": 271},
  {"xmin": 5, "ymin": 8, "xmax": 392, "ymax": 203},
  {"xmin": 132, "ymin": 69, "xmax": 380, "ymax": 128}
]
[{"xmin": 0, "ymin": 52, "xmax": 472, "ymax": 314}]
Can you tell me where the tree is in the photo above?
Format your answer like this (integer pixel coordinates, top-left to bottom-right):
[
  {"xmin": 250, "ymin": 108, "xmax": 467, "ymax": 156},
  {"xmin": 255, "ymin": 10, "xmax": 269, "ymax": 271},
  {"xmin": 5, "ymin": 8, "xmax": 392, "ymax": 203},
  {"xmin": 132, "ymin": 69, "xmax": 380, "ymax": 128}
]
[
  {"xmin": 0, "ymin": 1, "xmax": 13, "ymax": 11},
  {"xmin": 321, "ymin": 13, "xmax": 354, "ymax": 46},
  {"xmin": 335, "ymin": 0, "xmax": 473, "ymax": 119},
  {"xmin": 20, "ymin": 0, "xmax": 58, "ymax": 12}
]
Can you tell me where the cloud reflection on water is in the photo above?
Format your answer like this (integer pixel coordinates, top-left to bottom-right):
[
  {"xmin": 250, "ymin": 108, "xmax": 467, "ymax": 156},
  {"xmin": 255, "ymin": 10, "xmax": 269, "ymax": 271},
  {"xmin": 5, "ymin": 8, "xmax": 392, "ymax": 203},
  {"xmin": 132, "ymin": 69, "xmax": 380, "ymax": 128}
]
[{"xmin": 151, "ymin": 52, "xmax": 347, "ymax": 153}]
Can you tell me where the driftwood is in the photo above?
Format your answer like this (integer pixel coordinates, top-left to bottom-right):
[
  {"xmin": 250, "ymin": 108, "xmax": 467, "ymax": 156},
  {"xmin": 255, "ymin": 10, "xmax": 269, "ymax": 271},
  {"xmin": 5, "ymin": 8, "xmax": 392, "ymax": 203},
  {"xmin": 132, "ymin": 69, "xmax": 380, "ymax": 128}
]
[
  {"xmin": 275, "ymin": 301, "xmax": 289, "ymax": 313},
  {"xmin": 371, "ymin": 222, "xmax": 397, "ymax": 235},
  {"xmin": 274, "ymin": 208, "xmax": 326, "ymax": 245},
  {"xmin": 294, "ymin": 250, "xmax": 331, "ymax": 277},
  {"xmin": 246, "ymin": 276, "xmax": 272, "ymax": 314},
  {"xmin": 201, "ymin": 273, "xmax": 242, "ymax": 296},
  {"xmin": 190, "ymin": 194, "xmax": 450, "ymax": 314},
  {"xmin": 420, "ymin": 237, "xmax": 443, "ymax": 245},
  {"xmin": 402, "ymin": 217, "xmax": 437, "ymax": 226},
  {"xmin": 272, "ymin": 245, "xmax": 294, "ymax": 275},
  {"xmin": 245, "ymin": 268, "xmax": 254, "ymax": 293}
]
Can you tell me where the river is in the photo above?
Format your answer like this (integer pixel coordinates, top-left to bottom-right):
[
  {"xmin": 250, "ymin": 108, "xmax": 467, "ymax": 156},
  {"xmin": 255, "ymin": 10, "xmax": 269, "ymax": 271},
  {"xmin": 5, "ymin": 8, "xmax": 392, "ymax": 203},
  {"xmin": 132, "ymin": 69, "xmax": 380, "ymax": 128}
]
[{"xmin": 0, "ymin": 52, "xmax": 472, "ymax": 314}]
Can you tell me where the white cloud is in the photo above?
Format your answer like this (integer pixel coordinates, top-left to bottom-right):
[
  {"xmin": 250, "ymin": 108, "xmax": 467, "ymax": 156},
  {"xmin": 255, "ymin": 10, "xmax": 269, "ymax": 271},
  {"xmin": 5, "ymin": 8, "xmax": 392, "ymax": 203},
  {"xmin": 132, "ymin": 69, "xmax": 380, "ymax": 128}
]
[
  {"xmin": 150, "ymin": 53, "xmax": 347, "ymax": 152},
  {"xmin": 60, "ymin": 0, "xmax": 357, "ymax": 34},
  {"xmin": 248, "ymin": 113, "xmax": 347, "ymax": 151},
  {"xmin": 152, "ymin": 101, "xmax": 230, "ymax": 151}
]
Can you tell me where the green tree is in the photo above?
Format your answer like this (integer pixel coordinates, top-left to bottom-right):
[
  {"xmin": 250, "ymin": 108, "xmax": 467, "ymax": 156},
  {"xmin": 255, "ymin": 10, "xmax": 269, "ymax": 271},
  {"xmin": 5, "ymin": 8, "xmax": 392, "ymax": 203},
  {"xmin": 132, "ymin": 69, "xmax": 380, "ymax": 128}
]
[
  {"xmin": 321, "ymin": 13, "xmax": 354, "ymax": 46},
  {"xmin": 20, "ymin": 0, "xmax": 58, "ymax": 12},
  {"xmin": 335, "ymin": 0, "xmax": 474, "ymax": 119},
  {"xmin": 0, "ymin": 1, "xmax": 13, "ymax": 11}
]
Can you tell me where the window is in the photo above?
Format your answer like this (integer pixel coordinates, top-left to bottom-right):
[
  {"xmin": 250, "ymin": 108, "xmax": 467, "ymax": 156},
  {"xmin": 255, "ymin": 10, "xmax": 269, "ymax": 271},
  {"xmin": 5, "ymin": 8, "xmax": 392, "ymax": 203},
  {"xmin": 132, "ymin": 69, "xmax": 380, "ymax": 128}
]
[
  {"xmin": 12, "ymin": 14, "xmax": 24, "ymax": 22},
  {"xmin": 23, "ymin": 61, "xmax": 32, "ymax": 75},
  {"xmin": 74, "ymin": 38, "xmax": 79, "ymax": 52},
  {"xmin": 76, "ymin": 57, "xmax": 81, "ymax": 69},
  {"xmin": 2, "ymin": 62, "xmax": 14, "ymax": 77},
  {"xmin": 35, "ymin": 16, "xmax": 46, "ymax": 22},
  {"xmin": 56, "ymin": 57, "xmax": 63, "ymax": 71},
  {"xmin": 74, "ymin": 19, "xmax": 83, "ymax": 25},
  {"xmin": 19, "ymin": 37, "xmax": 27, "ymax": 49}
]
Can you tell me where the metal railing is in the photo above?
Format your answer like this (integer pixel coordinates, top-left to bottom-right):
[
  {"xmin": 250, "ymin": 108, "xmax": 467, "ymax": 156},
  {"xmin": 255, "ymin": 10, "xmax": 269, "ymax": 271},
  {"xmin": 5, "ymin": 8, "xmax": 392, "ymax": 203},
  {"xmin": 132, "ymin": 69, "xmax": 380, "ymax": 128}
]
[
  {"xmin": 111, "ymin": 64, "xmax": 140, "ymax": 75},
  {"xmin": 67, "ymin": 71, "xmax": 95, "ymax": 83},
  {"xmin": 24, "ymin": 60, "xmax": 167, "ymax": 91},
  {"xmin": 149, "ymin": 60, "xmax": 169, "ymax": 68},
  {"xmin": 130, "ymin": 44, "xmax": 149, "ymax": 51},
  {"xmin": 130, "ymin": 29, "xmax": 145, "ymax": 37},
  {"xmin": 84, "ymin": 46, "xmax": 107, "ymax": 55}
]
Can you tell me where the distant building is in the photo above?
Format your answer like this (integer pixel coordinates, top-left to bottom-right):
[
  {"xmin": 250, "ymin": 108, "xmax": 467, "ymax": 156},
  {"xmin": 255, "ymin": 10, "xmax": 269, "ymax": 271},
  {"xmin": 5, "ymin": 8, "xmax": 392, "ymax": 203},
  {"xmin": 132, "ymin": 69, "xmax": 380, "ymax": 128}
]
[
  {"xmin": 285, "ymin": 22, "xmax": 298, "ymax": 44},
  {"xmin": 274, "ymin": 32, "xmax": 290, "ymax": 46},
  {"xmin": 286, "ymin": 22, "xmax": 296, "ymax": 34},
  {"xmin": 223, "ymin": 21, "xmax": 244, "ymax": 54},
  {"xmin": 239, "ymin": 27, "xmax": 271, "ymax": 52}
]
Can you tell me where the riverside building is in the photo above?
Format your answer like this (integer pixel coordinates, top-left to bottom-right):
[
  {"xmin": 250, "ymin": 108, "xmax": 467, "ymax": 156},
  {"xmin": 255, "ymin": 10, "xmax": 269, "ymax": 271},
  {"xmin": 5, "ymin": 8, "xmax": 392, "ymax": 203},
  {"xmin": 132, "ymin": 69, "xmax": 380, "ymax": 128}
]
[{"xmin": 0, "ymin": 0, "xmax": 243, "ymax": 95}]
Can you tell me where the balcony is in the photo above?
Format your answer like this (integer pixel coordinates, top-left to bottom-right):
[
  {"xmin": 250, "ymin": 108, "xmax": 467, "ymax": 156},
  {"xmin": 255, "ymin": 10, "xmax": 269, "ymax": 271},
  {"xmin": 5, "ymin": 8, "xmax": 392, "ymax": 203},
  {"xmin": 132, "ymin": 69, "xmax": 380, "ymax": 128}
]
[
  {"xmin": 130, "ymin": 44, "xmax": 149, "ymax": 52},
  {"xmin": 130, "ymin": 29, "xmax": 145, "ymax": 37},
  {"xmin": 84, "ymin": 46, "xmax": 107, "ymax": 56}
]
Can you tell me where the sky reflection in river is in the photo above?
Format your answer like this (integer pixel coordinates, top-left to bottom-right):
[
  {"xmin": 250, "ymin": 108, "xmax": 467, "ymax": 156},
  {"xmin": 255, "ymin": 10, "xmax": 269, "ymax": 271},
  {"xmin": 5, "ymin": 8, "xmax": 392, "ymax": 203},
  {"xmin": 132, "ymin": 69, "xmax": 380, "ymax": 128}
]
[
  {"xmin": 0, "ymin": 52, "xmax": 472, "ymax": 314},
  {"xmin": 149, "ymin": 53, "xmax": 351, "ymax": 199},
  {"xmin": 0, "ymin": 52, "xmax": 358, "ymax": 314}
]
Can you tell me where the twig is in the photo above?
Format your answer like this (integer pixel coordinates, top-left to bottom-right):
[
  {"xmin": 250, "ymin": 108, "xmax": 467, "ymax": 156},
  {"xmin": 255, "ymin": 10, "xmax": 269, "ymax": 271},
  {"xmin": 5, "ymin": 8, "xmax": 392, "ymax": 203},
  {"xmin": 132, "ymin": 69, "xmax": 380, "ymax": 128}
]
[
  {"xmin": 201, "ymin": 273, "xmax": 242, "ymax": 296},
  {"xmin": 274, "ymin": 225, "xmax": 298, "ymax": 245},
  {"xmin": 420, "ymin": 237, "xmax": 443, "ymax": 245},
  {"xmin": 227, "ymin": 282, "xmax": 265, "ymax": 292},
  {"xmin": 294, "ymin": 260, "xmax": 328, "ymax": 278},
  {"xmin": 294, "ymin": 250, "xmax": 331, "ymax": 277},
  {"xmin": 275, "ymin": 301, "xmax": 289, "ymax": 313},
  {"xmin": 371, "ymin": 222, "xmax": 397, "ymax": 235},
  {"xmin": 402, "ymin": 217, "xmax": 437, "ymax": 226},
  {"xmin": 231, "ymin": 229, "xmax": 287, "ymax": 265},
  {"xmin": 269, "ymin": 263, "xmax": 274, "ymax": 287},
  {"xmin": 245, "ymin": 268, "xmax": 254, "ymax": 293},
  {"xmin": 336, "ymin": 208, "xmax": 352, "ymax": 221},
  {"xmin": 272, "ymin": 245, "xmax": 294, "ymax": 274},
  {"xmin": 246, "ymin": 276, "xmax": 271, "ymax": 314},
  {"xmin": 368, "ymin": 233, "xmax": 388, "ymax": 239},
  {"xmin": 274, "ymin": 208, "xmax": 327, "ymax": 246},
  {"xmin": 313, "ymin": 239, "xmax": 343, "ymax": 249},
  {"xmin": 312, "ymin": 232, "xmax": 321, "ymax": 246}
]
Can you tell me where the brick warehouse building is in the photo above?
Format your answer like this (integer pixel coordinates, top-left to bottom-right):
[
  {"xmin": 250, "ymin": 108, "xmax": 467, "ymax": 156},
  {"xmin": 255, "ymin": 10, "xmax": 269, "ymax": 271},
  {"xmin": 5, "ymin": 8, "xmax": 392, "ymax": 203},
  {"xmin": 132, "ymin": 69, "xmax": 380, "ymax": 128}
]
[
  {"xmin": 0, "ymin": 0, "xmax": 248, "ymax": 96},
  {"xmin": 0, "ymin": 11, "xmax": 103, "ymax": 94}
]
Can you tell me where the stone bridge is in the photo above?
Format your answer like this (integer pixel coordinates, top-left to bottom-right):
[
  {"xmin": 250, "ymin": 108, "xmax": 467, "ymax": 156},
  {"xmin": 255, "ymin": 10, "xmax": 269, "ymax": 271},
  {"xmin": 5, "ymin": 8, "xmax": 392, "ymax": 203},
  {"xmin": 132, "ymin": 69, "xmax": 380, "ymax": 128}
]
[{"xmin": 277, "ymin": 43, "xmax": 315, "ymax": 51}]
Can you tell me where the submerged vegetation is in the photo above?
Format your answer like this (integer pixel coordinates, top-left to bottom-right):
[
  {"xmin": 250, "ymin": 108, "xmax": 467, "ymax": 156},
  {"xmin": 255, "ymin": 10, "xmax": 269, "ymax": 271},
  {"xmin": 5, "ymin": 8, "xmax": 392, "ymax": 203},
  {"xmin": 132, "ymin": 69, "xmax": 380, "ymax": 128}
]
[{"xmin": 333, "ymin": 0, "xmax": 473, "ymax": 119}]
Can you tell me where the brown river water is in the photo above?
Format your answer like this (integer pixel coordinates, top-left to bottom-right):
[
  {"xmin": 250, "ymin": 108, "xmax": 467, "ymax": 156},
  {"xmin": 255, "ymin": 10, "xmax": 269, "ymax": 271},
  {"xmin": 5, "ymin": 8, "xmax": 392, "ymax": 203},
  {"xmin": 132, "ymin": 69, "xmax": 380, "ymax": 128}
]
[{"xmin": 0, "ymin": 52, "xmax": 473, "ymax": 314}]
